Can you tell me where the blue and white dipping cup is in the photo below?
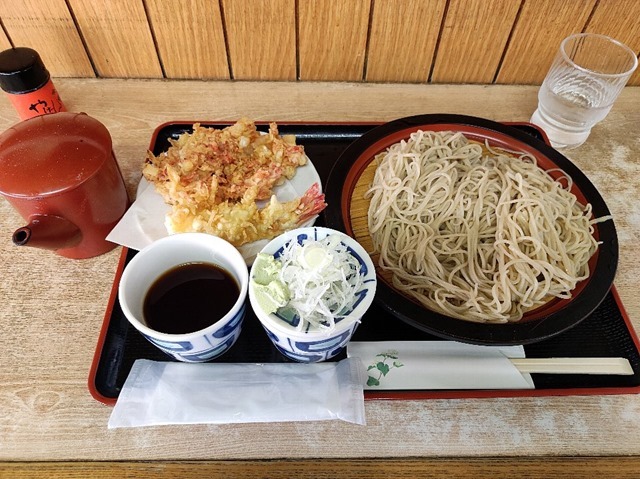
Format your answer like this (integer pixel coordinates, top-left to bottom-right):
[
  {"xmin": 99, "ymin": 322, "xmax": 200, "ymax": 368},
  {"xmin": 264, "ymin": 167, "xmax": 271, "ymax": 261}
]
[
  {"xmin": 118, "ymin": 233, "xmax": 248, "ymax": 362},
  {"xmin": 249, "ymin": 226, "xmax": 377, "ymax": 362}
]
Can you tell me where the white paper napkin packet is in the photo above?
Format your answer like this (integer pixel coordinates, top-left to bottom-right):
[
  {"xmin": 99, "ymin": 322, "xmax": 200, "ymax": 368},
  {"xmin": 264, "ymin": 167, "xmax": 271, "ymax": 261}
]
[
  {"xmin": 348, "ymin": 341, "xmax": 534, "ymax": 390},
  {"xmin": 108, "ymin": 357, "xmax": 366, "ymax": 428}
]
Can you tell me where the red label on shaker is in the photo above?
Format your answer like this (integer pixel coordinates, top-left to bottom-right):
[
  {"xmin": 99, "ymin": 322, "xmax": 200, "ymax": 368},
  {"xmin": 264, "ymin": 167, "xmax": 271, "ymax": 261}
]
[{"xmin": 7, "ymin": 79, "xmax": 66, "ymax": 120}]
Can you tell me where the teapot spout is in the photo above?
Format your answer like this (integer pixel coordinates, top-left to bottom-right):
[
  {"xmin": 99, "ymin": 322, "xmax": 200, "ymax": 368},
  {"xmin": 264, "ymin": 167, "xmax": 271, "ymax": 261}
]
[{"xmin": 13, "ymin": 214, "xmax": 82, "ymax": 251}]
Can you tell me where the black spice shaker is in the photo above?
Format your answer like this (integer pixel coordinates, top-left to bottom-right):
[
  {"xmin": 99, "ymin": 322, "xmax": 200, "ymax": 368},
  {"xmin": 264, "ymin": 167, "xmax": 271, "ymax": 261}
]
[{"xmin": 0, "ymin": 47, "xmax": 66, "ymax": 120}]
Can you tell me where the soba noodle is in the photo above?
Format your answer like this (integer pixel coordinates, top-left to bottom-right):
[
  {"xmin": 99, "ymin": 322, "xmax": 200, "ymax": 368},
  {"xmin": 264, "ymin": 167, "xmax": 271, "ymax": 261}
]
[{"xmin": 365, "ymin": 130, "xmax": 605, "ymax": 323}]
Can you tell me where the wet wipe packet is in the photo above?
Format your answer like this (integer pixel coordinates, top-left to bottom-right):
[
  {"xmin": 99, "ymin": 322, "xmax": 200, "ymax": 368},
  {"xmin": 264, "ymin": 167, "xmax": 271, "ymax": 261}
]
[{"xmin": 108, "ymin": 357, "xmax": 366, "ymax": 428}]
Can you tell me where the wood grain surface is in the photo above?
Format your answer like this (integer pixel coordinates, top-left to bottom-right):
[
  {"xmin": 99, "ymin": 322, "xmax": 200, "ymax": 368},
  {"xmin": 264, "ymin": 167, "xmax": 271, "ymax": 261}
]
[
  {"xmin": 67, "ymin": 0, "xmax": 162, "ymax": 78},
  {"xmin": 430, "ymin": 0, "xmax": 521, "ymax": 83},
  {"xmin": 223, "ymin": 0, "xmax": 296, "ymax": 80},
  {"xmin": 145, "ymin": 0, "xmax": 229, "ymax": 80},
  {"xmin": 4, "ymin": 457, "xmax": 640, "ymax": 478},
  {"xmin": 0, "ymin": 80, "xmax": 639, "ymax": 476},
  {"xmin": 496, "ymin": 0, "xmax": 596, "ymax": 84},
  {"xmin": 584, "ymin": 0, "xmax": 640, "ymax": 86},
  {"xmin": 365, "ymin": 0, "xmax": 446, "ymax": 82},
  {"xmin": 0, "ymin": 0, "xmax": 95, "ymax": 77},
  {"xmin": 0, "ymin": 0, "xmax": 638, "ymax": 84},
  {"xmin": 0, "ymin": 27, "xmax": 11, "ymax": 51},
  {"xmin": 298, "ymin": 0, "xmax": 370, "ymax": 81}
]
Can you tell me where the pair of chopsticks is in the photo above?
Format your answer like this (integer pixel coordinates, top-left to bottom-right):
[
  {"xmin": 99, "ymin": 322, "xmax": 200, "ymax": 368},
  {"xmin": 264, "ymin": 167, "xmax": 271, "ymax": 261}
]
[{"xmin": 509, "ymin": 357, "xmax": 634, "ymax": 375}]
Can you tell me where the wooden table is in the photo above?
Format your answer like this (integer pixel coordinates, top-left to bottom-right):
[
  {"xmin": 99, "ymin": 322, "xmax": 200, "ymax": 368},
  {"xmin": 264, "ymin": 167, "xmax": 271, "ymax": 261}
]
[{"xmin": 1, "ymin": 80, "xmax": 639, "ymax": 478}]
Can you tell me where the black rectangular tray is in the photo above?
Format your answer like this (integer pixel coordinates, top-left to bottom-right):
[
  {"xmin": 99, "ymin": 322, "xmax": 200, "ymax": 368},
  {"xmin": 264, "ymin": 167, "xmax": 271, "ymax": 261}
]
[{"xmin": 89, "ymin": 121, "xmax": 640, "ymax": 404}]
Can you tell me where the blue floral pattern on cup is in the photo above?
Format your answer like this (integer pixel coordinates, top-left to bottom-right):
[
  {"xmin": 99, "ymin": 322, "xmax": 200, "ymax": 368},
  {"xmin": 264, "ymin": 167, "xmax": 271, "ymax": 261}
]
[
  {"xmin": 249, "ymin": 226, "xmax": 377, "ymax": 362},
  {"xmin": 260, "ymin": 321, "xmax": 360, "ymax": 362},
  {"xmin": 143, "ymin": 303, "xmax": 246, "ymax": 362}
]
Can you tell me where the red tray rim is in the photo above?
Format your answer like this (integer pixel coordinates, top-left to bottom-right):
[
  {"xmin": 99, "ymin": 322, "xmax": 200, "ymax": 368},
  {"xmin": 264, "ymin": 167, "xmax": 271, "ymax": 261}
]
[{"xmin": 88, "ymin": 120, "xmax": 640, "ymax": 406}]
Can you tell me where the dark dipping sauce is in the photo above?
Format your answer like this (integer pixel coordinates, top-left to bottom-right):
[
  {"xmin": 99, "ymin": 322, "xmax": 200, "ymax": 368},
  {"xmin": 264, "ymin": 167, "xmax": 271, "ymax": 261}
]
[{"xmin": 144, "ymin": 262, "xmax": 239, "ymax": 335}]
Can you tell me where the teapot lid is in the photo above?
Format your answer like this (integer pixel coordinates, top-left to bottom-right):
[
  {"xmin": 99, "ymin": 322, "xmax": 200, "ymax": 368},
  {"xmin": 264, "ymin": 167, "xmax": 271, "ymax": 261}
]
[{"xmin": 0, "ymin": 112, "xmax": 112, "ymax": 198}]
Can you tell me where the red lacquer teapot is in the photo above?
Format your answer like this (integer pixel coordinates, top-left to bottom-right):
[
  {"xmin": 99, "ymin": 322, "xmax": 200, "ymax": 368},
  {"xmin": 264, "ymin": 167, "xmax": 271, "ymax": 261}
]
[{"xmin": 0, "ymin": 112, "xmax": 129, "ymax": 259}]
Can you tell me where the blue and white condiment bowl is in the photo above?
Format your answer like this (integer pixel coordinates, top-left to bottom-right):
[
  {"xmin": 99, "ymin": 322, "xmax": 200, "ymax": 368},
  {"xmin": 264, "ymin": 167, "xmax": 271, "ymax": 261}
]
[
  {"xmin": 249, "ymin": 226, "xmax": 377, "ymax": 362},
  {"xmin": 119, "ymin": 233, "xmax": 248, "ymax": 362}
]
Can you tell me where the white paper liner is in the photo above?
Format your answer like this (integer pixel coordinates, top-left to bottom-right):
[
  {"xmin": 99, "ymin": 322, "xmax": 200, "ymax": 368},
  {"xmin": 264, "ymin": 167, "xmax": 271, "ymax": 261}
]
[{"xmin": 106, "ymin": 157, "xmax": 321, "ymax": 265}]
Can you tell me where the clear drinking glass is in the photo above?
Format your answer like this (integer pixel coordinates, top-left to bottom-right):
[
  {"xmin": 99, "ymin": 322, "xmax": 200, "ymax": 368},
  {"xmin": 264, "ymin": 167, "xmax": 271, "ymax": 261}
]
[{"xmin": 530, "ymin": 33, "xmax": 638, "ymax": 149}]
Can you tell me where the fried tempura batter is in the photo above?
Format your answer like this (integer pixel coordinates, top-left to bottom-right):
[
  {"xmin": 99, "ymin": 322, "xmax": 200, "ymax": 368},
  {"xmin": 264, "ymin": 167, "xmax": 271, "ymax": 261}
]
[
  {"xmin": 142, "ymin": 118, "xmax": 326, "ymax": 246},
  {"xmin": 167, "ymin": 182, "xmax": 326, "ymax": 246}
]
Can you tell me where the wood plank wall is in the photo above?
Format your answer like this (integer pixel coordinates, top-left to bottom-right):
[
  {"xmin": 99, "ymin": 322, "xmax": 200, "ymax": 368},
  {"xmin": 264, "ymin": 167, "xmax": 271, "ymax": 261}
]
[{"xmin": 0, "ymin": 0, "xmax": 638, "ymax": 85}]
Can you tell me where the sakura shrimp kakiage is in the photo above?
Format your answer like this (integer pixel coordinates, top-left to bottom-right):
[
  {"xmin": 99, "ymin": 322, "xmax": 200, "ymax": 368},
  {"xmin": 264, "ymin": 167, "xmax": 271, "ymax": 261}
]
[
  {"xmin": 166, "ymin": 182, "xmax": 326, "ymax": 246},
  {"xmin": 142, "ymin": 118, "xmax": 327, "ymax": 247}
]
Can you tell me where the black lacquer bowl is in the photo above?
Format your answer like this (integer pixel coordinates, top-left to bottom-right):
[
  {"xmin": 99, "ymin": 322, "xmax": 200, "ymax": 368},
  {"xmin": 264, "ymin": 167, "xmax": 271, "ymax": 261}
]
[{"xmin": 324, "ymin": 114, "xmax": 619, "ymax": 345}]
